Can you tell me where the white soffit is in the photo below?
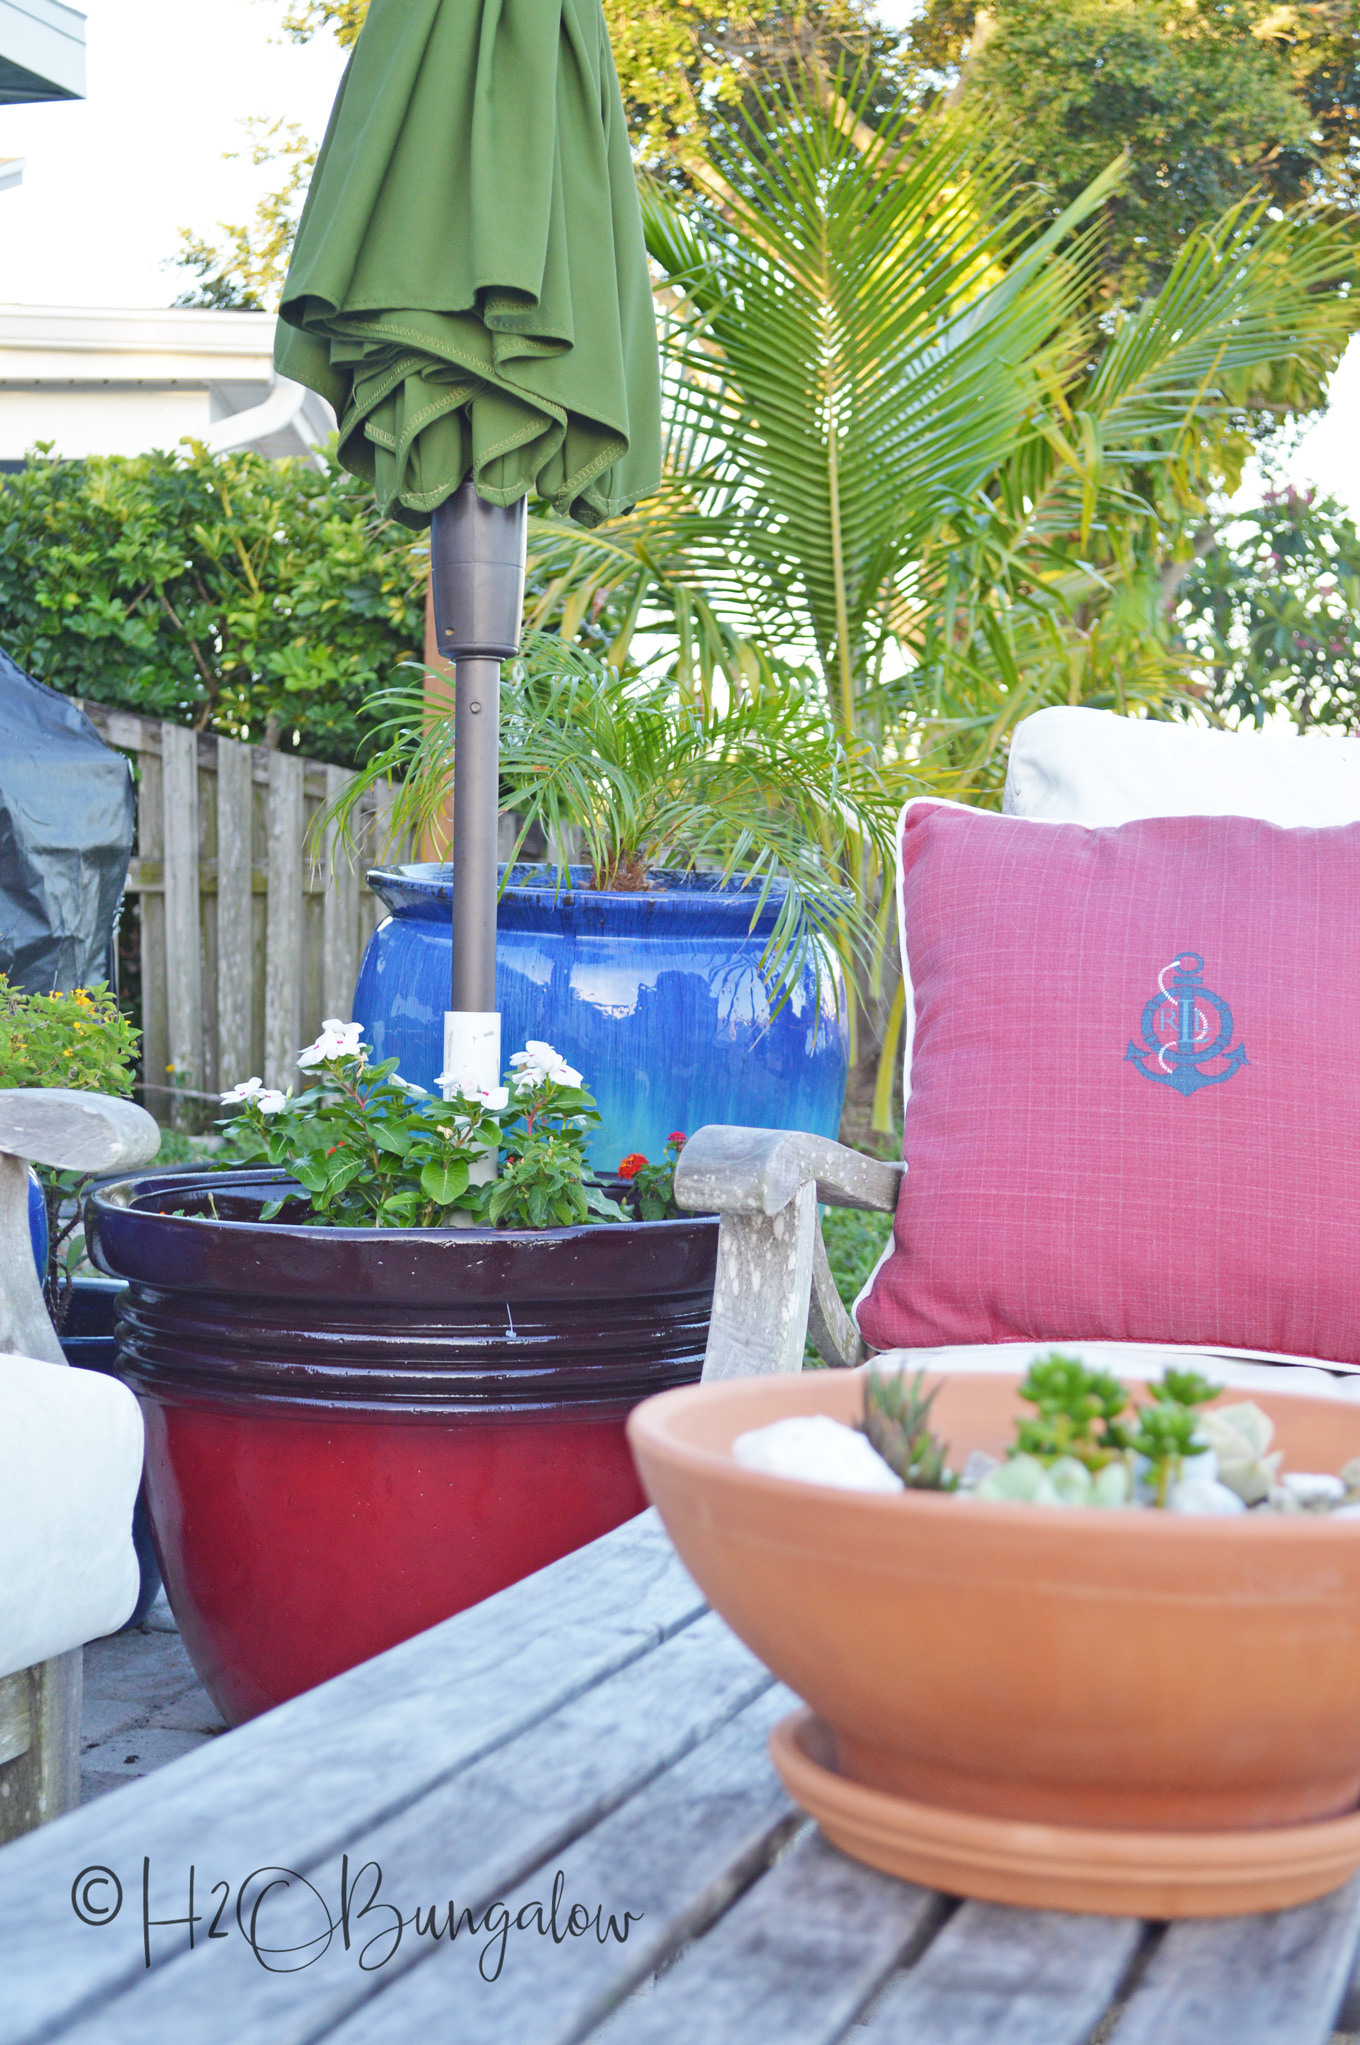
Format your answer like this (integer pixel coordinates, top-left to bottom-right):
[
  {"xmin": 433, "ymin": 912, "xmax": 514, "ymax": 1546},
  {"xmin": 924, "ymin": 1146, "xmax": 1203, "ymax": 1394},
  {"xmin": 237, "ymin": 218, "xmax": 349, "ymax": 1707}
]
[
  {"xmin": 0, "ymin": 304, "xmax": 281, "ymax": 384},
  {"xmin": 0, "ymin": 0, "xmax": 85, "ymax": 105}
]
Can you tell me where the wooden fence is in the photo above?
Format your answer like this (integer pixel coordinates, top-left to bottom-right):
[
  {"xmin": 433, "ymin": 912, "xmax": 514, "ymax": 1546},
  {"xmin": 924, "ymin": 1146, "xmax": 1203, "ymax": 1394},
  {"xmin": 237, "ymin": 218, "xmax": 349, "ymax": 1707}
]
[{"xmin": 81, "ymin": 706, "xmax": 402, "ymax": 1115}]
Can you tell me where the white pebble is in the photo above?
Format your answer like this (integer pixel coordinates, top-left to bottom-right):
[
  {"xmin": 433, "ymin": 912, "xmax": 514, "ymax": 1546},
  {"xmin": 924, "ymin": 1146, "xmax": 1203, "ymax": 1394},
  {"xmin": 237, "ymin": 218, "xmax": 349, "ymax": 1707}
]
[
  {"xmin": 731, "ymin": 1416, "xmax": 905, "ymax": 1493},
  {"xmin": 1279, "ymin": 1472, "xmax": 1347, "ymax": 1510},
  {"xmin": 1167, "ymin": 1477, "xmax": 1247, "ymax": 1516}
]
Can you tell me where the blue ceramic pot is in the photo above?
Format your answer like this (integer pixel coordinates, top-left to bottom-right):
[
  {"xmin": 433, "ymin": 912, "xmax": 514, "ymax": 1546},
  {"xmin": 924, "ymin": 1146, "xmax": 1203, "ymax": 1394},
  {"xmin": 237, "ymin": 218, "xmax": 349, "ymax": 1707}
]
[
  {"xmin": 27, "ymin": 1166, "xmax": 47, "ymax": 1273},
  {"xmin": 353, "ymin": 865, "xmax": 849, "ymax": 1171}
]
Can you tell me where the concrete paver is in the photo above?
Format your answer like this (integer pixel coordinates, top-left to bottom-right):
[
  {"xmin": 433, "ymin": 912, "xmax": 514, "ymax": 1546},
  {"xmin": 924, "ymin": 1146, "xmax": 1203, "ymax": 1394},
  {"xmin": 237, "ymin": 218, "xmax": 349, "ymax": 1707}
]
[{"xmin": 80, "ymin": 1593, "xmax": 226, "ymax": 1805}]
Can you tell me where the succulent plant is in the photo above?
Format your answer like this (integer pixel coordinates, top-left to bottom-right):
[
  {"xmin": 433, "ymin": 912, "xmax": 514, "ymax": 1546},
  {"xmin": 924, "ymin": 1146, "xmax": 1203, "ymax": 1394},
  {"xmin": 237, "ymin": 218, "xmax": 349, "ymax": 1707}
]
[
  {"xmin": 1013, "ymin": 1352, "xmax": 1132, "ymax": 1470},
  {"xmin": 861, "ymin": 1367, "xmax": 956, "ymax": 1491}
]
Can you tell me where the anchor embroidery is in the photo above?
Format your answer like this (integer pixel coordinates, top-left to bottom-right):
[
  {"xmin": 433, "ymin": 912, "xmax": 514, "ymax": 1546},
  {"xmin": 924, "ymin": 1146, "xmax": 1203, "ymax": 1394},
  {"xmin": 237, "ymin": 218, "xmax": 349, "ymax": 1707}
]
[{"xmin": 1125, "ymin": 952, "xmax": 1248, "ymax": 1096}]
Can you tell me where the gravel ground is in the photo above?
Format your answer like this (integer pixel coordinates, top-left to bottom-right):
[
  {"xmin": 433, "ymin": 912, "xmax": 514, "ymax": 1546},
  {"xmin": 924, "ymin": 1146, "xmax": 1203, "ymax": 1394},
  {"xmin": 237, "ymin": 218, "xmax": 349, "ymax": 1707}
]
[{"xmin": 81, "ymin": 1595, "xmax": 226, "ymax": 1804}]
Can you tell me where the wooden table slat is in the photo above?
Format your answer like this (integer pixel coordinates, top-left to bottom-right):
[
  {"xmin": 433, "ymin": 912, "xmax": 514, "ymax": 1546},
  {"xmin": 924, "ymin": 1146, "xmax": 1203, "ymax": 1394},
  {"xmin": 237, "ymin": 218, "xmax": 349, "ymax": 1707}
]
[
  {"xmin": 0, "ymin": 1514, "xmax": 704, "ymax": 2045},
  {"xmin": 1108, "ymin": 1878, "xmax": 1360, "ymax": 2045},
  {"xmin": 590, "ymin": 1825, "xmax": 941, "ymax": 2045},
  {"xmin": 853, "ymin": 1900, "xmax": 1142, "ymax": 2045},
  {"xmin": 52, "ymin": 1614, "xmax": 774, "ymax": 2045},
  {"xmin": 330, "ymin": 1687, "xmax": 802, "ymax": 2045}
]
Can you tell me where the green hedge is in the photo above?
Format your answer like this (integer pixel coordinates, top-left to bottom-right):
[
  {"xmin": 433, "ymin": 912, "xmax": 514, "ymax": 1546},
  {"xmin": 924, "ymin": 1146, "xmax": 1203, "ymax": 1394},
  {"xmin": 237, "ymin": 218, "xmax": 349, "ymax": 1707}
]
[{"xmin": 0, "ymin": 443, "xmax": 425, "ymax": 767}]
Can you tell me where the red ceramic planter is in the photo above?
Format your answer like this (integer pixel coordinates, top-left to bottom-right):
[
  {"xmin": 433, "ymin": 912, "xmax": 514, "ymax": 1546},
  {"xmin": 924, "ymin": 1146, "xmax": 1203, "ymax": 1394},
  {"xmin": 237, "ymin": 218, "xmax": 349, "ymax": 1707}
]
[{"xmin": 88, "ymin": 1170, "xmax": 716, "ymax": 1725}]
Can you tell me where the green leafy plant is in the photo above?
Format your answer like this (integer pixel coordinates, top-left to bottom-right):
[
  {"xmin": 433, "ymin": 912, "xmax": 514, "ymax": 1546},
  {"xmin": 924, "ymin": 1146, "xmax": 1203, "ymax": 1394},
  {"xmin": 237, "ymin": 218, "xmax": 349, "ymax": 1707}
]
[
  {"xmin": 617, "ymin": 1132, "xmax": 688, "ymax": 1221},
  {"xmin": 0, "ymin": 977, "xmax": 141, "ymax": 1330},
  {"xmin": 482, "ymin": 1042, "xmax": 628, "ymax": 1229},
  {"xmin": 862, "ymin": 1365, "xmax": 956, "ymax": 1490},
  {"xmin": 912, "ymin": 0, "xmax": 1324, "ymax": 301},
  {"xmin": 220, "ymin": 1025, "xmax": 627, "ymax": 1231},
  {"xmin": 330, "ymin": 633, "xmax": 902, "ymax": 1009},
  {"xmin": 0, "ymin": 977, "xmax": 138, "ymax": 1095},
  {"xmin": 526, "ymin": 68, "xmax": 1359, "ymax": 1121}
]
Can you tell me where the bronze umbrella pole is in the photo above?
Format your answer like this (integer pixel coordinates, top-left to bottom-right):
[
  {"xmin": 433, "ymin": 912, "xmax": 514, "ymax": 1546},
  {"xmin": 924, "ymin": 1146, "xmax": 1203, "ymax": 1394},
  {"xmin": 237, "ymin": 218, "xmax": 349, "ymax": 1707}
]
[
  {"xmin": 428, "ymin": 482, "xmax": 526, "ymax": 1100},
  {"xmin": 273, "ymin": 0, "xmax": 662, "ymax": 1133}
]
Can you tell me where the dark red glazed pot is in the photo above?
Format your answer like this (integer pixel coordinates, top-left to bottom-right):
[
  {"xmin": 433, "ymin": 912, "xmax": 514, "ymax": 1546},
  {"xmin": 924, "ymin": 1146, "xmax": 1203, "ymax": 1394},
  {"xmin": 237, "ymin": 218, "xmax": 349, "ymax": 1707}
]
[{"xmin": 87, "ymin": 1170, "xmax": 716, "ymax": 1726}]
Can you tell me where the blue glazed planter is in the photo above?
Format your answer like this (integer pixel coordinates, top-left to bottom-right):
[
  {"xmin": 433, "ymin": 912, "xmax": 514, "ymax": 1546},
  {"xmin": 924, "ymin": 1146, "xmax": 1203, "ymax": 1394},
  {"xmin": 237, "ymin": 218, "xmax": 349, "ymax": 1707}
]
[
  {"xmin": 352, "ymin": 865, "xmax": 849, "ymax": 1171},
  {"xmin": 27, "ymin": 1166, "xmax": 47, "ymax": 1272}
]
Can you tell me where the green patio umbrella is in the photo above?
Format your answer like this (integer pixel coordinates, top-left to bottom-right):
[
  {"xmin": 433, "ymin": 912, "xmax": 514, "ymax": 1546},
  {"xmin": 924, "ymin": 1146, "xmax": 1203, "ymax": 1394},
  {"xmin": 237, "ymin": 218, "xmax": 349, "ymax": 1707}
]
[
  {"xmin": 276, "ymin": 0, "xmax": 661, "ymax": 529},
  {"xmin": 275, "ymin": 0, "xmax": 661, "ymax": 1106}
]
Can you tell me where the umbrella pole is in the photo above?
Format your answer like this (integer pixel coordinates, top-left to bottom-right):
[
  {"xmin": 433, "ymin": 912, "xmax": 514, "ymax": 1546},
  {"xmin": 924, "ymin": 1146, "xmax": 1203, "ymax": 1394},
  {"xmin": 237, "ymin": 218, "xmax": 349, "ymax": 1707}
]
[{"xmin": 429, "ymin": 480, "xmax": 527, "ymax": 1147}]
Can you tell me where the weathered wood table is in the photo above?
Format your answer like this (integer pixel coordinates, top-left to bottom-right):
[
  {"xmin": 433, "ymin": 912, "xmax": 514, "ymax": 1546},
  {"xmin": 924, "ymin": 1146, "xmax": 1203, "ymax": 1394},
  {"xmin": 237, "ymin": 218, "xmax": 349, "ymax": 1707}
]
[{"xmin": 3, "ymin": 1511, "xmax": 1360, "ymax": 2045}]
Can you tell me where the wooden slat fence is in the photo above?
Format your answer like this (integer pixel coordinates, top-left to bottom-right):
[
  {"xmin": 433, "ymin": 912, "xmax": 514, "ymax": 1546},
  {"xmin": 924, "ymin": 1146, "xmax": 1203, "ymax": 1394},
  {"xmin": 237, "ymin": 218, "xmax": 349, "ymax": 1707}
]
[{"xmin": 80, "ymin": 706, "xmax": 403, "ymax": 1116}]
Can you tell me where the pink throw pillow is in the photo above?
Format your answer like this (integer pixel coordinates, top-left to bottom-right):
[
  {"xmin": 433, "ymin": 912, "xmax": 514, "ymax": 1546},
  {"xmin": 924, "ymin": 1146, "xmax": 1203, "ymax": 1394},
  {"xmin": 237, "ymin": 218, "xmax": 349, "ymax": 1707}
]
[{"xmin": 855, "ymin": 800, "xmax": 1360, "ymax": 1364}]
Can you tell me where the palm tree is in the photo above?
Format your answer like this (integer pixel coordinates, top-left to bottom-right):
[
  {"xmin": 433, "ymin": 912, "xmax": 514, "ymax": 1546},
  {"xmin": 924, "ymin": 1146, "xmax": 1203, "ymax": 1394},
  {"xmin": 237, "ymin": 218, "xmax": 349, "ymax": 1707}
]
[{"xmin": 531, "ymin": 70, "xmax": 1358, "ymax": 771}]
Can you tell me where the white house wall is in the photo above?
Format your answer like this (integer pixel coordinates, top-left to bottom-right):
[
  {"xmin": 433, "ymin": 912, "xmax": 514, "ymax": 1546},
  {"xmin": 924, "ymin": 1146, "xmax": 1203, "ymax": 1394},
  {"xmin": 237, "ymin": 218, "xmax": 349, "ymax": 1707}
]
[
  {"xmin": 0, "ymin": 304, "xmax": 334, "ymax": 463},
  {"xmin": 0, "ymin": 386, "xmax": 215, "ymax": 460}
]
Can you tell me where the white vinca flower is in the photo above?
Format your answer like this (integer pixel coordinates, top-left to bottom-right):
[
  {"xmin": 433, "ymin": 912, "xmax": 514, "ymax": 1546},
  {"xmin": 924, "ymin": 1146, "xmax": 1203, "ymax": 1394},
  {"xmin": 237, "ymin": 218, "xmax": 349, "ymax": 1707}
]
[
  {"xmin": 298, "ymin": 1018, "xmax": 367, "ymax": 1069},
  {"xmin": 434, "ymin": 1074, "xmax": 510, "ymax": 1111},
  {"xmin": 509, "ymin": 1040, "xmax": 582, "ymax": 1091},
  {"xmin": 220, "ymin": 1076, "xmax": 264, "ymax": 1105},
  {"xmin": 256, "ymin": 1089, "xmax": 289, "ymax": 1115}
]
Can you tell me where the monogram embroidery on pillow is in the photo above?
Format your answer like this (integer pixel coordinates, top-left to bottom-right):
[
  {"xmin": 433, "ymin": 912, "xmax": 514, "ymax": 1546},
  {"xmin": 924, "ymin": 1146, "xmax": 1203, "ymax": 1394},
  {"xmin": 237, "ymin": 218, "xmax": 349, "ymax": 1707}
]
[{"xmin": 1125, "ymin": 952, "xmax": 1249, "ymax": 1096}]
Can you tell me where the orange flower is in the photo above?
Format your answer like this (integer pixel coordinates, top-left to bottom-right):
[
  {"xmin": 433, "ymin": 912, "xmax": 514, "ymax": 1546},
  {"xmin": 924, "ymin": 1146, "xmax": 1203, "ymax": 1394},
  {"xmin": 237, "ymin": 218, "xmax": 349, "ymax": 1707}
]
[{"xmin": 617, "ymin": 1153, "xmax": 648, "ymax": 1181}]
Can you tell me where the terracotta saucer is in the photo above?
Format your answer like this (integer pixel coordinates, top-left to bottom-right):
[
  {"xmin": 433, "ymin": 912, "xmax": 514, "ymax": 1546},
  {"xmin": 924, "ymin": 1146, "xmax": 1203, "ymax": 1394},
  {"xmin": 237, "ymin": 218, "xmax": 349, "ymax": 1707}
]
[{"xmin": 769, "ymin": 1711, "xmax": 1360, "ymax": 1919}]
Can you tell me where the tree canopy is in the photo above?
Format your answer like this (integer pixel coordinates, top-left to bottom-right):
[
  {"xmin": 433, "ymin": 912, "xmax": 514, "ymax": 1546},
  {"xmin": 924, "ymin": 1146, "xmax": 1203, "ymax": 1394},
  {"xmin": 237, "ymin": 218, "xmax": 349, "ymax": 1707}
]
[
  {"xmin": 1180, "ymin": 487, "xmax": 1360, "ymax": 732},
  {"xmin": 908, "ymin": 2, "xmax": 1360, "ymax": 297}
]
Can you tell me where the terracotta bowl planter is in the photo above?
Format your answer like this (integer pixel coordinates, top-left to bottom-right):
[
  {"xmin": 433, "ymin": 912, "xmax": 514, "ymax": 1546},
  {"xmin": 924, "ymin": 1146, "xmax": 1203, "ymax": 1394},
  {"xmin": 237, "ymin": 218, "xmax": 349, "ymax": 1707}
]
[
  {"xmin": 628, "ymin": 1368, "xmax": 1360, "ymax": 1916},
  {"xmin": 89, "ymin": 1169, "xmax": 716, "ymax": 1727}
]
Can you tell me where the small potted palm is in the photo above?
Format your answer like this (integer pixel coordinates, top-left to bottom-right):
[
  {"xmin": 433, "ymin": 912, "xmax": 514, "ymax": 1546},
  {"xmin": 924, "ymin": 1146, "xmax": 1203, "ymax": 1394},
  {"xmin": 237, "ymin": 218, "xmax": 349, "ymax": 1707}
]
[
  {"xmin": 87, "ymin": 1019, "xmax": 718, "ymax": 1728},
  {"xmin": 337, "ymin": 637, "xmax": 900, "ymax": 1169}
]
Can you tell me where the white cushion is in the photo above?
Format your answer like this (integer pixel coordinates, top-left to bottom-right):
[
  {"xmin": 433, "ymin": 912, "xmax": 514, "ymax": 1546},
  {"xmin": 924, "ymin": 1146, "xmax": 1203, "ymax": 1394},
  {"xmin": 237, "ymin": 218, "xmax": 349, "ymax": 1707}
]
[
  {"xmin": 0, "ymin": 1356, "xmax": 142, "ymax": 1680},
  {"xmin": 874, "ymin": 1342, "xmax": 1360, "ymax": 1403},
  {"xmin": 1004, "ymin": 706, "xmax": 1360, "ymax": 827}
]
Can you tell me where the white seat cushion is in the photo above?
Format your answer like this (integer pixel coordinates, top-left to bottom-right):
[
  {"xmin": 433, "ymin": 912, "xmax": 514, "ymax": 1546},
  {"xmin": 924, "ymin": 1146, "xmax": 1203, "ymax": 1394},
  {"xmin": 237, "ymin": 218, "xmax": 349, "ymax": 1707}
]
[
  {"xmin": 1004, "ymin": 706, "xmax": 1360, "ymax": 827},
  {"xmin": 874, "ymin": 1342, "xmax": 1360, "ymax": 1404},
  {"xmin": 0, "ymin": 1355, "xmax": 142, "ymax": 1680}
]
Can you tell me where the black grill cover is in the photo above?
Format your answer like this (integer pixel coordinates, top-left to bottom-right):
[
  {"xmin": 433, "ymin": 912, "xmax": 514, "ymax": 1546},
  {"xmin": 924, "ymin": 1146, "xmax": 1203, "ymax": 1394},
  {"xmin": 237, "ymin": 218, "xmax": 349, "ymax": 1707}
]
[{"xmin": 0, "ymin": 652, "xmax": 134, "ymax": 990}]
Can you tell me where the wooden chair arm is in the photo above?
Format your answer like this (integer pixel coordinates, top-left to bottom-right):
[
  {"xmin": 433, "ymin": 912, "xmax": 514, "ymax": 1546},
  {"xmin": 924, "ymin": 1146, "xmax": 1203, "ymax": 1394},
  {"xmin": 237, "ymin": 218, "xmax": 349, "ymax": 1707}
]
[
  {"xmin": 674, "ymin": 1125, "xmax": 903, "ymax": 1380},
  {"xmin": 0, "ymin": 1088, "xmax": 160, "ymax": 1367},
  {"xmin": 673, "ymin": 1124, "xmax": 902, "ymax": 1218},
  {"xmin": 0, "ymin": 1090, "xmax": 160, "ymax": 1176}
]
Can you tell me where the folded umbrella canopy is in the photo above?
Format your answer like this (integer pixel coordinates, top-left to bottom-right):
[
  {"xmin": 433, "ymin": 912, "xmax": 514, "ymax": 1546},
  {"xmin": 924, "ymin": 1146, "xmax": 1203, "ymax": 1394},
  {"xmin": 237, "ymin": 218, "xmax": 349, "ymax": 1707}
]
[
  {"xmin": 275, "ymin": 0, "xmax": 661, "ymax": 529},
  {"xmin": 275, "ymin": 0, "xmax": 662, "ymax": 1115}
]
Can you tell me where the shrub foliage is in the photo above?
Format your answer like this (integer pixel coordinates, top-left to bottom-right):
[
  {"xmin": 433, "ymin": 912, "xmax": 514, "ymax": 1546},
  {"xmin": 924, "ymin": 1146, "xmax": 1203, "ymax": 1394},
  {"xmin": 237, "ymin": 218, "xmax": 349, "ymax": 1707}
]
[{"xmin": 0, "ymin": 443, "xmax": 424, "ymax": 767}]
